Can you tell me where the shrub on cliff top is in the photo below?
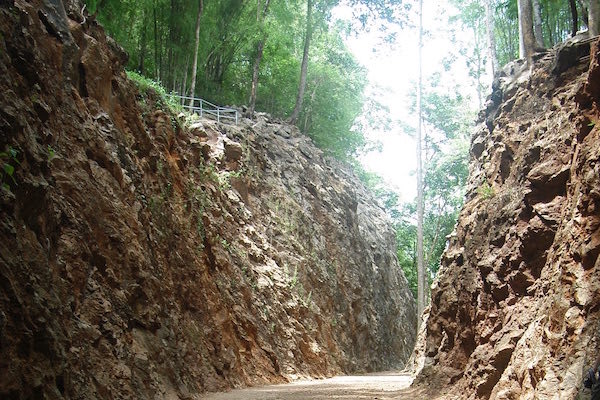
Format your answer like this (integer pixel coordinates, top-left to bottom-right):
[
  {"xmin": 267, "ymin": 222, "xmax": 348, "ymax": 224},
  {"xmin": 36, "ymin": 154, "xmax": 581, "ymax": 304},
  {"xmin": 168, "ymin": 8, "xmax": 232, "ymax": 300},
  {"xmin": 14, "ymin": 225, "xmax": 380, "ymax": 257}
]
[{"xmin": 126, "ymin": 70, "xmax": 183, "ymax": 114}]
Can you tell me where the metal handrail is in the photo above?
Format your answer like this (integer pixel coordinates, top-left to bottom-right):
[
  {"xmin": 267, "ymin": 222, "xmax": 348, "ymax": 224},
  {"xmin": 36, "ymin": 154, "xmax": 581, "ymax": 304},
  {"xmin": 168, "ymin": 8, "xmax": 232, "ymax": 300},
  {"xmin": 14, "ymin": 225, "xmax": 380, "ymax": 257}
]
[{"xmin": 168, "ymin": 94, "xmax": 238, "ymax": 125}]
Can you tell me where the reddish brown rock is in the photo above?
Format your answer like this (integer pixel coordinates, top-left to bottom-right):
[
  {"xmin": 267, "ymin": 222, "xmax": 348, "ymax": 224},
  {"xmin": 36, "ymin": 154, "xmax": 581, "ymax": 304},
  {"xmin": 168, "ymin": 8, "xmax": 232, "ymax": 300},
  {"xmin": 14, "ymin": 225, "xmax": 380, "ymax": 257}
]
[
  {"xmin": 412, "ymin": 36, "xmax": 600, "ymax": 399},
  {"xmin": 0, "ymin": 1, "xmax": 416, "ymax": 398}
]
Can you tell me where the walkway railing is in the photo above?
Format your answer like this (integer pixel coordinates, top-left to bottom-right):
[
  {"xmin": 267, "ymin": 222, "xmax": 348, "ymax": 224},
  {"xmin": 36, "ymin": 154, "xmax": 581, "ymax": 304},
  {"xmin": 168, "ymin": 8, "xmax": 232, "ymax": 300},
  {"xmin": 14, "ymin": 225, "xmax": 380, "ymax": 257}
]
[{"xmin": 169, "ymin": 94, "xmax": 238, "ymax": 125}]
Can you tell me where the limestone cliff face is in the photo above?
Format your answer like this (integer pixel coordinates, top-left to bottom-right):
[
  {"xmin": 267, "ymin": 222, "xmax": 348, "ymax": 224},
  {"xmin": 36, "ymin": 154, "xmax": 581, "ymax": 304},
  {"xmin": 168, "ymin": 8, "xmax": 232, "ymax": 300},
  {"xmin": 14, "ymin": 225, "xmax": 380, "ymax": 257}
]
[
  {"xmin": 0, "ymin": 0, "xmax": 416, "ymax": 398},
  {"xmin": 415, "ymin": 37, "xmax": 600, "ymax": 399}
]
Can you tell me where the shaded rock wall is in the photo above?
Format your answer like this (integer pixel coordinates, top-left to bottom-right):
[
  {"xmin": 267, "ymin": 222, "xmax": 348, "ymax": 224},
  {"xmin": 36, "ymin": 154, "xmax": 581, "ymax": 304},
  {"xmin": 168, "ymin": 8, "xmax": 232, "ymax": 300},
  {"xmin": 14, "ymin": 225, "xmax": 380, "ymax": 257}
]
[
  {"xmin": 0, "ymin": 1, "xmax": 416, "ymax": 398},
  {"xmin": 415, "ymin": 36, "xmax": 600, "ymax": 399}
]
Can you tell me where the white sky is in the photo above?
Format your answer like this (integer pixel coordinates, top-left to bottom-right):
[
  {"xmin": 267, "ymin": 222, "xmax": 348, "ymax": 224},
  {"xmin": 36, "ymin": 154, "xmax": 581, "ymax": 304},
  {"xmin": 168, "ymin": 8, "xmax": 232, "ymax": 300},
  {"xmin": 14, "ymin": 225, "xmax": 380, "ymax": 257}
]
[{"xmin": 334, "ymin": 1, "xmax": 487, "ymax": 202}]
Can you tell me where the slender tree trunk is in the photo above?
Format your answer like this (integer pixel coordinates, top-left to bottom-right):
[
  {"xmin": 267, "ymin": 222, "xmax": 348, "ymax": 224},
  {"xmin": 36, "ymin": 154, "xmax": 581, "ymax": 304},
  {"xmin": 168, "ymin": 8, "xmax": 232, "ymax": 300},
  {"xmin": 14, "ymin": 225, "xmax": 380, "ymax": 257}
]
[
  {"xmin": 484, "ymin": 0, "xmax": 499, "ymax": 76},
  {"xmin": 167, "ymin": 0, "xmax": 174, "ymax": 86},
  {"xmin": 590, "ymin": 0, "xmax": 600, "ymax": 36},
  {"xmin": 416, "ymin": 0, "xmax": 426, "ymax": 328},
  {"xmin": 472, "ymin": 25, "xmax": 483, "ymax": 110},
  {"xmin": 181, "ymin": 53, "xmax": 189, "ymax": 98},
  {"xmin": 248, "ymin": 40, "xmax": 265, "ymax": 114},
  {"xmin": 517, "ymin": 0, "xmax": 525, "ymax": 57},
  {"xmin": 188, "ymin": 0, "xmax": 204, "ymax": 106},
  {"xmin": 172, "ymin": 66, "xmax": 177, "ymax": 92},
  {"xmin": 518, "ymin": 0, "xmax": 536, "ymax": 62},
  {"xmin": 580, "ymin": 0, "xmax": 589, "ymax": 28},
  {"xmin": 138, "ymin": 13, "xmax": 148, "ymax": 74},
  {"xmin": 289, "ymin": 0, "xmax": 313, "ymax": 125},
  {"xmin": 302, "ymin": 78, "xmax": 320, "ymax": 132},
  {"xmin": 424, "ymin": 200, "xmax": 447, "ymax": 270},
  {"xmin": 532, "ymin": 0, "xmax": 544, "ymax": 46},
  {"xmin": 248, "ymin": 0, "xmax": 271, "ymax": 115},
  {"xmin": 568, "ymin": 0, "xmax": 579, "ymax": 36},
  {"xmin": 153, "ymin": 2, "xmax": 159, "ymax": 79},
  {"xmin": 543, "ymin": 10, "xmax": 554, "ymax": 44}
]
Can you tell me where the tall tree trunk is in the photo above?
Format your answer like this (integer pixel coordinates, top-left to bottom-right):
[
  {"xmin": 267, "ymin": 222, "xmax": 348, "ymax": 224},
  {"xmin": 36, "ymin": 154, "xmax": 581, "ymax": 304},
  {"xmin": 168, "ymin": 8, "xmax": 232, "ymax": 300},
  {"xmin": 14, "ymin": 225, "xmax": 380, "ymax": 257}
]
[
  {"xmin": 181, "ymin": 53, "xmax": 189, "ymax": 98},
  {"xmin": 416, "ymin": 0, "xmax": 426, "ymax": 328},
  {"xmin": 484, "ymin": 0, "xmax": 499, "ymax": 76},
  {"xmin": 518, "ymin": 0, "xmax": 536, "ymax": 63},
  {"xmin": 301, "ymin": 78, "xmax": 320, "ymax": 132},
  {"xmin": 138, "ymin": 11, "xmax": 148, "ymax": 74},
  {"xmin": 590, "ymin": 0, "xmax": 600, "ymax": 36},
  {"xmin": 569, "ymin": 0, "xmax": 579, "ymax": 36},
  {"xmin": 517, "ymin": 0, "xmax": 525, "ymax": 57},
  {"xmin": 289, "ymin": 0, "xmax": 313, "ymax": 125},
  {"xmin": 580, "ymin": 0, "xmax": 589, "ymax": 27},
  {"xmin": 568, "ymin": 0, "xmax": 579, "ymax": 36},
  {"xmin": 188, "ymin": 0, "xmax": 204, "ymax": 106},
  {"xmin": 532, "ymin": 0, "xmax": 544, "ymax": 46},
  {"xmin": 166, "ymin": 0, "xmax": 176, "ymax": 87},
  {"xmin": 472, "ymin": 25, "xmax": 483, "ymax": 110},
  {"xmin": 153, "ymin": 2, "xmax": 160, "ymax": 80},
  {"xmin": 248, "ymin": 40, "xmax": 265, "ymax": 114},
  {"xmin": 248, "ymin": 0, "xmax": 271, "ymax": 115}
]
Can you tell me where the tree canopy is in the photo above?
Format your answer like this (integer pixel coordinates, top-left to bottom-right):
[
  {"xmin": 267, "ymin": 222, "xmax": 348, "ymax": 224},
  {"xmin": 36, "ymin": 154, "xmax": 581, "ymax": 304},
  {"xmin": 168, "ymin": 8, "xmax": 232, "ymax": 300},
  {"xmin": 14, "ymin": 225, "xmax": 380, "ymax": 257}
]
[{"xmin": 86, "ymin": 0, "xmax": 411, "ymax": 160}]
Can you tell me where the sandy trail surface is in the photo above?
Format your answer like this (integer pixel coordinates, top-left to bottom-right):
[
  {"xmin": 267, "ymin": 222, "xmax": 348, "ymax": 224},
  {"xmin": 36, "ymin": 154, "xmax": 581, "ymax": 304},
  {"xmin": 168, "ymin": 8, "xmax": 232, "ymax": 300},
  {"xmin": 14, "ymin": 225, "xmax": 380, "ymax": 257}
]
[{"xmin": 201, "ymin": 372, "xmax": 419, "ymax": 399}]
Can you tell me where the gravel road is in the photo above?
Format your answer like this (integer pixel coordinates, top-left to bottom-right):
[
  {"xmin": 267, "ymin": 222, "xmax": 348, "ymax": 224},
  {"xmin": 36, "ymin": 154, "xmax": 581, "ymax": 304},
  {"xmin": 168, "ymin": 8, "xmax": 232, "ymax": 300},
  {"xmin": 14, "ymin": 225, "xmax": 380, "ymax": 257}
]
[{"xmin": 201, "ymin": 373, "xmax": 418, "ymax": 399}]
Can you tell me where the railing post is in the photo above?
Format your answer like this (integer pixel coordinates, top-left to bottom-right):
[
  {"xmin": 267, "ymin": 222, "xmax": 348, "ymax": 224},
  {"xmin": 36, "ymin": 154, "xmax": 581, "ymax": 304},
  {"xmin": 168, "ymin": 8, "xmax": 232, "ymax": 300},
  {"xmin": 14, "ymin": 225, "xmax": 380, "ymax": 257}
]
[{"xmin": 200, "ymin": 99, "xmax": 203, "ymax": 118}]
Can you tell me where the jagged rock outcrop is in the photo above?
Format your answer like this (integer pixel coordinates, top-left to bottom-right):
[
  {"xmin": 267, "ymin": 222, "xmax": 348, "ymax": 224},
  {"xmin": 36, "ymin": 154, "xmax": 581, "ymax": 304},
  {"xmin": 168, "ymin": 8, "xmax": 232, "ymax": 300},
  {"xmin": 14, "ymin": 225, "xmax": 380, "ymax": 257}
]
[
  {"xmin": 414, "ymin": 36, "xmax": 600, "ymax": 399},
  {"xmin": 0, "ymin": 0, "xmax": 416, "ymax": 398}
]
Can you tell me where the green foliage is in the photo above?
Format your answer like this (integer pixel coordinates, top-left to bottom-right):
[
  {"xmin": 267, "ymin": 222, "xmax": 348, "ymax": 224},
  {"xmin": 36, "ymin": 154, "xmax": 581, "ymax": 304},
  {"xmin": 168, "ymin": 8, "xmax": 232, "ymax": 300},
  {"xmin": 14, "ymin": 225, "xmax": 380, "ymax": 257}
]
[
  {"xmin": 448, "ymin": 0, "xmax": 588, "ymax": 72},
  {"xmin": 447, "ymin": 0, "xmax": 489, "ymax": 106},
  {"xmin": 369, "ymin": 75, "xmax": 472, "ymax": 300},
  {"xmin": 0, "ymin": 147, "xmax": 19, "ymax": 191},
  {"xmin": 477, "ymin": 181, "xmax": 495, "ymax": 199},
  {"xmin": 492, "ymin": 0, "xmax": 587, "ymax": 66},
  {"xmin": 126, "ymin": 70, "xmax": 182, "ymax": 113},
  {"xmin": 47, "ymin": 145, "xmax": 56, "ymax": 161},
  {"xmin": 288, "ymin": 265, "xmax": 299, "ymax": 289},
  {"xmin": 186, "ymin": 183, "xmax": 208, "ymax": 243},
  {"xmin": 395, "ymin": 206, "xmax": 418, "ymax": 298},
  {"xmin": 298, "ymin": 22, "xmax": 368, "ymax": 160},
  {"xmin": 494, "ymin": 0, "xmax": 520, "ymax": 66},
  {"xmin": 354, "ymin": 164, "xmax": 403, "ymax": 220},
  {"xmin": 219, "ymin": 236, "xmax": 232, "ymax": 252},
  {"xmin": 89, "ymin": 0, "xmax": 371, "ymax": 162},
  {"xmin": 127, "ymin": 70, "xmax": 167, "ymax": 95}
]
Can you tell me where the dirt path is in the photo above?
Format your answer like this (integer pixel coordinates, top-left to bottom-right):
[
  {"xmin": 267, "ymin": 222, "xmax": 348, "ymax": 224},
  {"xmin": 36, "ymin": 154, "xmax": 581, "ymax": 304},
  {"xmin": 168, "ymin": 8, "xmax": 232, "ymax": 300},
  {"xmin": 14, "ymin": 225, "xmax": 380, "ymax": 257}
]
[{"xmin": 202, "ymin": 372, "xmax": 420, "ymax": 399}]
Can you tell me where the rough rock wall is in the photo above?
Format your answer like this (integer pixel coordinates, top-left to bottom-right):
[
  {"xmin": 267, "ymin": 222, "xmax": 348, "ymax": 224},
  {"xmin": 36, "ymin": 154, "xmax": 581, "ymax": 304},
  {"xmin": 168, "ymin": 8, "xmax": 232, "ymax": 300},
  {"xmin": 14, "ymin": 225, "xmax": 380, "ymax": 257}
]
[
  {"xmin": 414, "ymin": 36, "xmax": 600, "ymax": 399},
  {"xmin": 0, "ymin": 0, "xmax": 416, "ymax": 398}
]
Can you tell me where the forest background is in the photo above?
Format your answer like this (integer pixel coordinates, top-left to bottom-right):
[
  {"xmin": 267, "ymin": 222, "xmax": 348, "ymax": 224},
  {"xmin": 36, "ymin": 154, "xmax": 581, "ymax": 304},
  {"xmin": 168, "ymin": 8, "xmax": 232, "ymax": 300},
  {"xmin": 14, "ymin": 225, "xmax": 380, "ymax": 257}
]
[{"xmin": 85, "ymin": 0, "xmax": 597, "ymax": 298}]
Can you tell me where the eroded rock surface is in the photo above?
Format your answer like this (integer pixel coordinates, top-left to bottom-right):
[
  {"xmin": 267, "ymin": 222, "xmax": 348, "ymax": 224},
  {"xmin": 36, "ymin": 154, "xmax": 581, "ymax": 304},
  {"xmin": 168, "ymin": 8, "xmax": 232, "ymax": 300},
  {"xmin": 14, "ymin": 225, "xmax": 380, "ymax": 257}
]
[
  {"xmin": 414, "ymin": 37, "xmax": 600, "ymax": 399},
  {"xmin": 0, "ymin": 1, "xmax": 416, "ymax": 398}
]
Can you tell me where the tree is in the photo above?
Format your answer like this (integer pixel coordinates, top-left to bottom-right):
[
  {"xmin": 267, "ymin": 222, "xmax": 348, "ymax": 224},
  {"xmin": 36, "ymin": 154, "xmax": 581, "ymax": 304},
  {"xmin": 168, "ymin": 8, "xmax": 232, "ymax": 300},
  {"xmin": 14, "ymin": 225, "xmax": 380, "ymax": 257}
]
[
  {"xmin": 188, "ymin": 0, "xmax": 204, "ymax": 105},
  {"xmin": 484, "ymin": 0, "xmax": 499, "ymax": 76},
  {"xmin": 289, "ymin": 0, "xmax": 313, "ymax": 124},
  {"xmin": 451, "ymin": 0, "xmax": 488, "ymax": 109},
  {"xmin": 590, "ymin": 0, "xmax": 600, "ymax": 36},
  {"xmin": 532, "ymin": 0, "xmax": 543, "ymax": 46},
  {"xmin": 517, "ymin": 0, "xmax": 536, "ymax": 62},
  {"xmin": 248, "ymin": 0, "xmax": 271, "ymax": 115},
  {"xmin": 416, "ymin": 0, "xmax": 426, "ymax": 324},
  {"xmin": 568, "ymin": 0, "xmax": 579, "ymax": 37}
]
